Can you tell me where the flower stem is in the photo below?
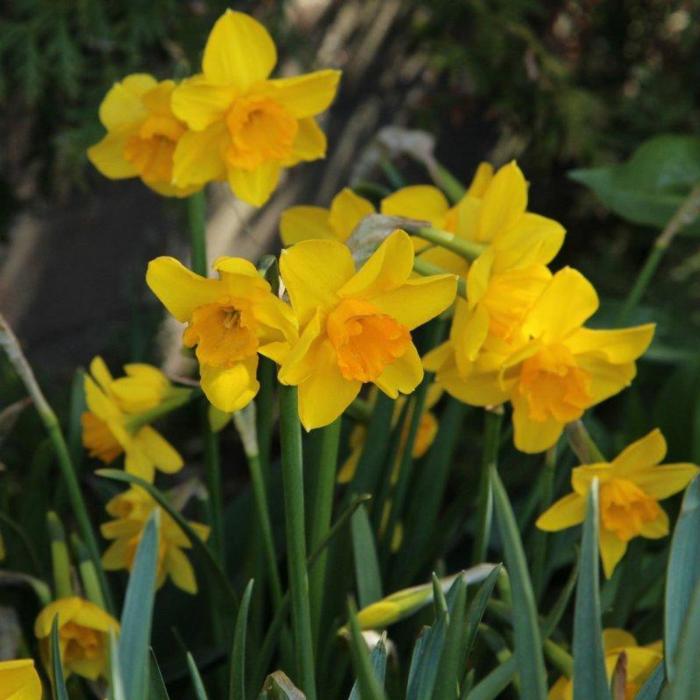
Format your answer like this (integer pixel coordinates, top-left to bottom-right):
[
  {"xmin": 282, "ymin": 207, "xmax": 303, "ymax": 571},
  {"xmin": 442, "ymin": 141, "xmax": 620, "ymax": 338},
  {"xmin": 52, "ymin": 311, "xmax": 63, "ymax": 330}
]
[
  {"xmin": 47, "ymin": 512, "xmax": 72, "ymax": 599},
  {"xmin": 279, "ymin": 385, "xmax": 317, "ymax": 700},
  {"xmin": 531, "ymin": 446, "xmax": 557, "ymax": 599},
  {"xmin": 565, "ymin": 420, "xmax": 606, "ymax": 463},
  {"xmin": 203, "ymin": 403, "xmax": 225, "ymax": 567},
  {"xmin": 472, "ymin": 407, "xmax": 503, "ymax": 565},
  {"xmin": 187, "ymin": 190, "xmax": 208, "ymax": 276},
  {"xmin": 413, "ymin": 258, "xmax": 467, "ymax": 297},
  {"xmin": 407, "ymin": 225, "xmax": 485, "ymax": 261}
]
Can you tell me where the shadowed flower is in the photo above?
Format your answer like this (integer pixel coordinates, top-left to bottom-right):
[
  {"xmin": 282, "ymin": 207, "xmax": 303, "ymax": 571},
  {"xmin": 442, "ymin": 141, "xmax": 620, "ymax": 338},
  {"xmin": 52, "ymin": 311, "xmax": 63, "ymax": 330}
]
[
  {"xmin": 0, "ymin": 659, "xmax": 42, "ymax": 699},
  {"xmin": 537, "ymin": 429, "xmax": 698, "ymax": 577},
  {"xmin": 34, "ymin": 597, "xmax": 119, "ymax": 681},
  {"xmin": 88, "ymin": 75, "xmax": 196, "ymax": 197},
  {"xmin": 278, "ymin": 229, "xmax": 457, "ymax": 430},
  {"xmin": 101, "ymin": 486, "xmax": 210, "ymax": 594},
  {"xmin": 170, "ymin": 10, "xmax": 341, "ymax": 206}
]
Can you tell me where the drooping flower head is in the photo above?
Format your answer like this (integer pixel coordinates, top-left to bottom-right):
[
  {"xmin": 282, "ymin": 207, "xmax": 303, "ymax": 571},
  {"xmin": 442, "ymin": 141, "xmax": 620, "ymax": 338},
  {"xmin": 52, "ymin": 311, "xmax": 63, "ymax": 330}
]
[
  {"xmin": 426, "ymin": 267, "xmax": 655, "ymax": 453},
  {"xmin": 82, "ymin": 358, "xmax": 186, "ymax": 481},
  {"xmin": 101, "ymin": 486, "xmax": 210, "ymax": 594},
  {"xmin": 537, "ymin": 429, "xmax": 698, "ymax": 576},
  {"xmin": 170, "ymin": 10, "xmax": 341, "ymax": 206},
  {"xmin": 88, "ymin": 75, "xmax": 196, "ymax": 197},
  {"xmin": 278, "ymin": 230, "xmax": 457, "ymax": 430},
  {"xmin": 34, "ymin": 597, "xmax": 119, "ymax": 681},
  {"xmin": 146, "ymin": 255, "xmax": 297, "ymax": 413},
  {"xmin": 0, "ymin": 659, "xmax": 42, "ymax": 699}
]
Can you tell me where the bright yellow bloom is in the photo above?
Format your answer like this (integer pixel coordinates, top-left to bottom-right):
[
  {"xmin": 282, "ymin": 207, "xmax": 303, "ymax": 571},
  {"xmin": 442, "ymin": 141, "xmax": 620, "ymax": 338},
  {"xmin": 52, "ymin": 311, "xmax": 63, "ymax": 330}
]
[
  {"xmin": 82, "ymin": 357, "xmax": 185, "ymax": 481},
  {"xmin": 170, "ymin": 10, "xmax": 341, "ymax": 206},
  {"xmin": 88, "ymin": 74, "xmax": 196, "ymax": 197},
  {"xmin": 101, "ymin": 486, "xmax": 210, "ymax": 594},
  {"xmin": 278, "ymin": 230, "xmax": 457, "ymax": 430},
  {"xmin": 549, "ymin": 629, "xmax": 662, "ymax": 699},
  {"xmin": 0, "ymin": 659, "xmax": 42, "ymax": 699},
  {"xmin": 146, "ymin": 255, "xmax": 297, "ymax": 413},
  {"xmin": 426, "ymin": 267, "xmax": 654, "ymax": 453},
  {"xmin": 537, "ymin": 429, "xmax": 698, "ymax": 577},
  {"xmin": 34, "ymin": 597, "xmax": 119, "ymax": 681}
]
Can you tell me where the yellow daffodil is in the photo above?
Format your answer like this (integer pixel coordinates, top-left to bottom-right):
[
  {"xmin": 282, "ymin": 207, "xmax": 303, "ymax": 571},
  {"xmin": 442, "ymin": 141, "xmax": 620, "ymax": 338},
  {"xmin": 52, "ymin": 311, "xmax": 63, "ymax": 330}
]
[
  {"xmin": 278, "ymin": 229, "xmax": 457, "ymax": 430},
  {"xmin": 88, "ymin": 75, "xmax": 196, "ymax": 197},
  {"xmin": 82, "ymin": 357, "xmax": 185, "ymax": 481},
  {"xmin": 101, "ymin": 486, "xmax": 210, "ymax": 594},
  {"xmin": 170, "ymin": 9, "xmax": 341, "ymax": 206},
  {"xmin": 426, "ymin": 267, "xmax": 654, "ymax": 453},
  {"xmin": 146, "ymin": 255, "xmax": 297, "ymax": 412},
  {"xmin": 537, "ymin": 429, "xmax": 698, "ymax": 577},
  {"xmin": 34, "ymin": 597, "xmax": 119, "ymax": 681},
  {"xmin": 549, "ymin": 629, "xmax": 662, "ymax": 699},
  {"xmin": 0, "ymin": 659, "xmax": 42, "ymax": 699}
]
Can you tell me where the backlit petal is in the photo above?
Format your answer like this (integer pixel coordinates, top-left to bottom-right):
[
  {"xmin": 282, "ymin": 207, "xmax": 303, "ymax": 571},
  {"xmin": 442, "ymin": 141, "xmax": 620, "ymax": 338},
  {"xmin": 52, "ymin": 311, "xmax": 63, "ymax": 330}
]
[
  {"xmin": 200, "ymin": 356, "xmax": 259, "ymax": 413},
  {"xmin": 88, "ymin": 132, "xmax": 139, "ymax": 179},
  {"xmin": 634, "ymin": 466, "xmax": 699, "ymax": 500},
  {"xmin": 477, "ymin": 161, "xmax": 528, "ymax": 242},
  {"xmin": 599, "ymin": 526, "xmax": 627, "ymax": 578},
  {"xmin": 227, "ymin": 161, "xmax": 282, "ymax": 206},
  {"xmin": 611, "ymin": 429, "xmax": 667, "ymax": 475},
  {"xmin": 380, "ymin": 185, "xmax": 449, "ymax": 226},
  {"xmin": 99, "ymin": 73, "xmax": 156, "ymax": 130},
  {"xmin": 328, "ymin": 188, "xmax": 375, "ymax": 242},
  {"xmin": 172, "ymin": 122, "xmax": 228, "ymax": 188},
  {"xmin": 280, "ymin": 206, "xmax": 333, "ymax": 245},
  {"xmin": 263, "ymin": 69, "xmax": 341, "ymax": 118},
  {"xmin": 171, "ymin": 74, "xmax": 235, "ymax": 130},
  {"xmin": 374, "ymin": 344, "xmax": 423, "ymax": 398},
  {"xmin": 536, "ymin": 493, "xmax": 586, "ymax": 531}
]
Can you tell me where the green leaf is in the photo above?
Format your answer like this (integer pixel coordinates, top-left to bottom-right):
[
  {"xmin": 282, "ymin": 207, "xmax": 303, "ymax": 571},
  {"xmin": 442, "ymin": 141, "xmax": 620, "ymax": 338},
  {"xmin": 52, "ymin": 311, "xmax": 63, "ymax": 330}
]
[
  {"xmin": 491, "ymin": 466, "xmax": 547, "ymax": 700},
  {"xmin": 259, "ymin": 671, "xmax": 306, "ymax": 699},
  {"xmin": 149, "ymin": 649, "xmax": 171, "ymax": 700},
  {"xmin": 187, "ymin": 652, "xmax": 211, "ymax": 700},
  {"xmin": 119, "ymin": 510, "xmax": 160, "ymax": 700},
  {"xmin": 635, "ymin": 662, "xmax": 664, "ymax": 700},
  {"xmin": 568, "ymin": 135, "xmax": 700, "ymax": 235},
  {"xmin": 665, "ymin": 476, "xmax": 700, "ymax": 682},
  {"xmin": 432, "ymin": 575, "xmax": 468, "ymax": 700},
  {"xmin": 229, "ymin": 579, "xmax": 255, "ymax": 700},
  {"xmin": 668, "ymin": 582, "xmax": 700, "ymax": 699},
  {"xmin": 573, "ymin": 480, "xmax": 610, "ymax": 700},
  {"xmin": 466, "ymin": 656, "xmax": 517, "ymax": 700},
  {"xmin": 347, "ymin": 599, "xmax": 388, "ymax": 700},
  {"xmin": 351, "ymin": 504, "xmax": 383, "ymax": 607},
  {"xmin": 50, "ymin": 616, "xmax": 70, "ymax": 700},
  {"xmin": 464, "ymin": 565, "xmax": 503, "ymax": 662},
  {"xmin": 349, "ymin": 637, "xmax": 388, "ymax": 700},
  {"xmin": 108, "ymin": 630, "xmax": 126, "ymax": 700}
]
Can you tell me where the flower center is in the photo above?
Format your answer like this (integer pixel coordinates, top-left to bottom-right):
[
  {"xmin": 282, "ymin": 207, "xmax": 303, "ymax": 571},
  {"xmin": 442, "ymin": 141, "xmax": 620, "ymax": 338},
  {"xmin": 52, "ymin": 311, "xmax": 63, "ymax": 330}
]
[
  {"xmin": 326, "ymin": 299, "xmax": 411, "ymax": 382},
  {"xmin": 124, "ymin": 114, "xmax": 185, "ymax": 183},
  {"xmin": 61, "ymin": 622, "xmax": 103, "ymax": 662},
  {"xmin": 600, "ymin": 478, "xmax": 661, "ymax": 541},
  {"xmin": 224, "ymin": 96, "xmax": 298, "ymax": 170},
  {"xmin": 183, "ymin": 301, "xmax": 259, "ymax": 368},
  {"xmin": 81, "ymin": 412, "xmax": 123, "ymax": 463},
  {"xmin": 517, "ymin": 343, "xmax": 592, "ymax": 422}
]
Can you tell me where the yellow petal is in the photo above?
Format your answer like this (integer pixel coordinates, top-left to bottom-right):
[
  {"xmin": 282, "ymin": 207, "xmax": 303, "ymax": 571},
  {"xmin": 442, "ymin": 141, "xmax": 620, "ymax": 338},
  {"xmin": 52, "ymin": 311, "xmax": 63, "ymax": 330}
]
[
  {"xmin": 576, "ymin": 356, "xmax": 636, "ymax": 406},
  {"xmin": 135, "ymin": 426, "xmax": 183, "ymax": 474},
  {"xmin": 90, "ymin": 356, "xmax": 114, "ymax": 392},
  {"xmin": 280, "ymin": 240, "xmax": 354, "ymax": 326},
  {"xmin": 611, "ymin": 429, "xmax": 666, "ymax": 475},
  {"xmin": 452, "ymin": 194, "xmax": 482, "ymax": 241},
  {"xmin": 536, "ymin": 493, "xmax": 586, "ymax": 531},
  {"xmin": 431, "ymin": 353, "xmax": 511, "ymax": 407},
  {"xmin": 98, "ymin": 73, "xmax": 156, "ymax": 130},
  {"xmin": 165, "ymin": 546, "xmax": 198, "ymax": 594},
  {"xmin": 380, "ymin": 185, "xmax": 449, "ymax": 226},
  {"xmin": 567, "ymin": 324, "xmax": 655, "ymax": 363},
  {"xmin": 634, "ymin": 465, "xmax": 699, "ymax": 500},
  {"xmin": 202, "ymin": 10, "xmax": 276, "ymax": 90},
  {"xmin": 422, "ymin": 341, "xmax": 452, "ymax": 373},
  {"xmin": 102, "ymin": 539, "xmax": 129, "ymax": 570},
  {"xmin": 571, "ymin": 463, "xmax": 612, "ymax": 496},
  {"xmin": 171, "ymin": 74, "xmax": 235, "ymax": 130},
  {"xmin": 88, "ymin": 132, "xmax": 138, "ymax": 179},
  {"xmin": 69, "ymin": 656, "xmax": 106, "ymax": 681},
  {"xmin": 547, "ymin": 675, "xmax": 572, "ymax": 700},
  {"xmin": 511, "ymin": 395, "xmax": 564, "ymax": 453},
  {"xmin": 477, "ymin": 161, "xmax": 528, "ymax": 242},
  {"xmin": 328, "ymin": 188, "xmax": 375, "ymax": 242},
  {"xmin": 278, "ymin": 312, "xmax": 324, "ymax": 385},
  {"xmin": 599, "ymin": 526, "xmax": 627, "ymax": 578},
  {"xmin": 621, "ymin": 647, "xmax": 664, "ymax": 686},
  {"xmin": 280, "ymin": 206, "xmax": 333, "ymax": 245},
  {"xmin": 146, "ymin": 256, "xmax": 222, "ymax": 322},
  {"xmin": 0, "ymin": 659, "xmax": 42, "ymax": 699},
  {"xmin": 603, "ymin": 628, "xmax": 638, "ymax": 652},
  {"xmin": 639, "ymin": 507, "xmax": 669, "ymax": 539},
  {"xmin": 227, "ymin": 161, "xmax": 282, "ymax": 206},
  {"xmin": 263, "ymin": 69, "xmax": 341, "ymax": 118},
  {"xmin": 374, "ymin": 344, "xmax": 423, "ymax": 399},
  {"xmin": 491, "ymin": 214, "xmax": 565, "ymax": 271},
  {"xmin": 200, "ymin": 356, "xmax": 259, "ymax": 413},
  {"xmin": 172, "ymin": 122, "xmax": 228, "ymax": 188},
  {"xmin": 288, "ymin": 117, "xmax": 326, "ymax": 164},
  {"xmin": 72, "ymin": 599, "xmax": 119, "ymax": 632},
  {"xmin": 124, "ymin": 446, "xmax": 155, "ymax": 482},
  {"xmin": 466, "ymin": 162, "xmax": 494, "ymax": 198}
]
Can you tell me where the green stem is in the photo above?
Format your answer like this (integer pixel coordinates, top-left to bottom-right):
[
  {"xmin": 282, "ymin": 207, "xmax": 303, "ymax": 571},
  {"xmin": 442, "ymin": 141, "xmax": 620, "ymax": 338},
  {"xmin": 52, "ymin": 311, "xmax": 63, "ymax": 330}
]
[
  {"xmin": 187, "ymin": 190, "xmax": 208, "ymax": 276},
  {"xmin": 531, "ymin": 446, "xmax": 557, "ymax": 600},
  {"xmin": 413, "ymin": 258, "xmax": 467, "ymax": 297},
  {"xmin": 308, "ymin": 419, "xmax": 342, "ymax": 648},
  {"xmin": 407, "ymin": 225, "xmax": 485, "ymax": 261},
  {"xmin": 71, "ymin": 534, "xmax": 107, "ymax": 610},
  {"xmin": 203, "ymin": 403, "xmax": 225, "ymax": 567},
  {"xmin": 544, "ymin": 638, "xmax": 574, "ymax": 678},
  {"xmin": 472, "ymin": 408, "xmax": 503, "ymax": 565},
  {"xmin": 47, "ymin": 512, "xmax": 72, "ymax": 599},
  {"xmin": 565, "ymin": 420, "xmax": 605, "ymax": 463},
  {"xmin": 256, "ymin": 358, "xmax": 275, "ymax": 478},
  {"xmin": 431, "ymin": 162, "xmax": 466, "ymax": 203},
  {"xmin": 380, "ymin": 158, "xmax": 406, "ymax": 189},
  {"xmin": 279, "ymin": 386, "xmax": 317, "ymax": 700}
]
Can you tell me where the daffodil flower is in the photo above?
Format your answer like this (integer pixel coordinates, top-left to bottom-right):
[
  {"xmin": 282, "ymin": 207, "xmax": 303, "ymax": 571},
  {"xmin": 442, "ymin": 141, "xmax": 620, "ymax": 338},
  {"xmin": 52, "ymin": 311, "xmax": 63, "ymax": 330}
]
[
  {"xmin": 34, "ymin": 597, "xmax": 119, "ymax": 681},
  {"xmin": 0, "ymin": 659, "xmax": 42, "ymax": 699},
  {"xmin": 426, "ymin": 267, "xmax": 655, "ymax": 453},
  {"xmin": 537, "ymin": 429, "xmax": 698, "ymax": 577},
  {"xmin": 88, "ymin": 75, "xmax": 196, "ymax": 197},
  {"xmin": 101, "ymin": 486, "xmax": 210, "ymax": 594},
  {"xmin": 549, "ymin": 628, "xmax": 662, "ymax": 699},
  {"xmin": 146, "ymin": 255, "xmax": 297, "ymax": 413},
  {"xmin": 82, "ymin": 358, "xmax": 185, "ymax": 481},
  {"xmin": 170, "ymin": 10, "xmax": 341, "ymax": 206},
  {"xmin": 278, "ymin": 229, "xmax": 457, "ymax": 430}
]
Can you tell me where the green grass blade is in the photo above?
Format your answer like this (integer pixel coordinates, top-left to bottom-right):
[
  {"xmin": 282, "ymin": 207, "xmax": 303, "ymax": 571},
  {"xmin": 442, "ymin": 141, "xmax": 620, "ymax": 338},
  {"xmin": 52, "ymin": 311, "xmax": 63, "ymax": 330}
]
[
  {"xmin": 491, "ymin": 466, "xmax": 547, "ymax": 699},
  {"xmin": 464, "ymin": 565, "xmax": 502, "ymax": 661},
  {"xmin": 406, "ymin": 607, "xmax": 448, "ymax": 699},
  {"xmin": 229, "ymin": 579, "xmax": 255, "ymax": 700},
  {"xmin": 187, "ymin": 652, "xmax": 211, "ymax": 700},
  {"xmin": 573, "ymin": 479, "xmax": 610, "ymax": 700},
  {"xmin": 466, "ymin": 656, "xmax": 517, "ymax": 700},
  {"xmin": 347, "ymin": 599, "xmax": 387, "ymax": 700},
  {"xmin": 432, "ymin": 575, "xmax": 468, "ymax": 700},
  {"xmin": 668, "ymin": 582, "xmax": 700, "ymax": 699},
  {"xmin": 149, "ymin": 649, "xmax": 171, "ymax": 700},
  {"xmin": 351, "ymin": 504, "xmax": 383, "ymax": 607},
  {"xmin": 542, "ymin": 558, "xmax": 578, "ymax": 638},
  {"xmin": 50, "ymin": 616, "xmax": 69, "ymax": 700},
  {"xmin": 349, "ymin": 637, "xmax": 388, "ymax": 700},
  {"xmin": 664, "ymin": 476, "xmax": 700, "ymax": 682},
  {"xmin": 108, "ymin": 630, "xmax": 126, "ymax": 700}
]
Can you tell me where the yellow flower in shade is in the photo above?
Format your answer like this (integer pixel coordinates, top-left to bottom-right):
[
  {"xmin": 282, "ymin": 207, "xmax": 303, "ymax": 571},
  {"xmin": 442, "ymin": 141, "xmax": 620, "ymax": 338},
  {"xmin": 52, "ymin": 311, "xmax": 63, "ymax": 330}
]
[
  {"xmin": 34, "ymin": 597, "xmax": 119, "ymax": 681},
  {"xmin": 426, "ymin": 267, "xmax": 655, "ymax": 453},
  {"xmin": 101, "ymin": 486, "xmax": 210, "ymax": 594},
  {"xmin": 0, "ymin": 659, "xmax": 42, "ymax": 699},
  {"xmin": 170, "ymin": 10, "xmax": 341, "ymax": 206},
  {"xmin": 537, "ymin": 429, "xmax": 698, "ymax": 577},
  {"xmin": 146, "ymin": 255, "xmax": 297, "ymax": 413},
  {"xmin": 278, "ymin": 230, "xmax": 457, "ymax": 430},
  {"xmin": 82, "ymin": 357, "xmax": 185, "ymax": 481},
  {"xmin": 549, "ymin": 629, "xmax": 663, "ymax": 699},
  {"xmin": 88, "ymin": 75, "xmax": 196, "ymax": 197}
]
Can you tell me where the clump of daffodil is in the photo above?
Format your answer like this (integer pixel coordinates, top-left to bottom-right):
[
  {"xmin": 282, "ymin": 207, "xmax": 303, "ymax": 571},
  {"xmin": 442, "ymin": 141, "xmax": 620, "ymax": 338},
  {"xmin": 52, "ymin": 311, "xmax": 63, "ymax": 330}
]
[
  {"xmin": 88, "ymin": 75, "xmax": 196, "ymax": 197},
  {"xmin": 278, "ymin": 229, "xmax": 457, "ymax": 430},
  {"xmin": 101, "ymin": 486, "xmax": 210, "ymax": 594},
  {"xmin": 426, "ymin": 267, "xmax": 655, "ymax": 453},
  {"xmin": 82, "ymin": 357, "xmax": 186, "ymax": 481},
  {"xmin": 537, "ymin": 429, "xmax": 698, "ymax": 577},
  {"xmin": 34, "ymin": 597, "xmax": 119, "ymax": 681},
  {"xmin": 0, "ymin": 659, "xmax": 42, "ymax": 699},
  {"xmin": 170, "ymin": 9, "xmax": 341, "ymax": 206},
  {"xmin": 146, "ymin": 255, "xmax": 296, "ymax": 413},
  {"xmin": 549, "ymin": 629, "xmax": 662, "ymax": 699}
]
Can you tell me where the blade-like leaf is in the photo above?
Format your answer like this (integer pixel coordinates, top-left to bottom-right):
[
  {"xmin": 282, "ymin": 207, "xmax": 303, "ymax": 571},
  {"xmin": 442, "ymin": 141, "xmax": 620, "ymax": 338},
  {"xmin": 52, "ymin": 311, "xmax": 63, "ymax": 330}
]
[
  {"xmin": 229, "ymin": 579, "xmax": 255, "ymax": 700},
  {"xmin": 187, "ymin": 652, "xmax": 211, "ymax": 700},
  {"xmin": 466, "ymin": 656, "xmax": 517, "ymax": 700},
  {"xmin": 667, "ymin": 582, "xmax": 700, "ymax": 699},
  {"xmin": 635, "ymin": 662, "xmax": 664, "ymax": 700},
  {"xmin": 406, "ymin": 606, "xmax": 448, "ymax": 699},
  {"xmin": 351, "ymin": 504, "xmax": 383, "ymax": 607},
  {"xmin": 50, "ymin": 616, "xmax": 70, "ymax": 700},
  {"xmin": 347, "ymin": 599, "xmax": 387, "ymax": 700},
  {"xmin": 108, "ymin": 630, "xmax": 126, "ymax": 700},
  {"xmin": 432, "ymin": 575, "xmax": 468, "ymax": 700},
  {"xmin": 349, "ymin": 637, "xmax": 388, "ymax": 700},
  {"xmin": 149, "ymin": 649, "xmax": 171, "ymax": 700},
  {"xmin": 464, "ymin": 565, "xmax": 502, "ymax": 662}
]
